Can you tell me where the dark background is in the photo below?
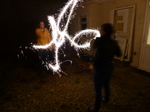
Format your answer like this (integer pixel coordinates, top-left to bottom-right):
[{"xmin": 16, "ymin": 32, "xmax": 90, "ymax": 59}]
[{"xmin": 0, "ymin": 0, "xmax": 67, "ymax": 56}]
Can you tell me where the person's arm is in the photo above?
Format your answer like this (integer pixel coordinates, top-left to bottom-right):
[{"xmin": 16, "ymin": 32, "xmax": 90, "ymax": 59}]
[
  {"xmin": 47, "ymin": 29, "xmax": 53, "ymax": 50},
  {"xmin": 45, "ymin": 28, "xmax": 51, "ymax": 43},
  {"xmin": 49, "ymin": 33, "xmax": 52, "ymax": 42},
  {"xmin": 34, "ymin": 29, "xmax": 39, "ymax": 44},
  {"xmin": 91, "ymin": 38, "xmax": 101, "ymax": 60},
  {"xmin": 92, "ymin": 38, "xmax": 100, "ymax": 49},
  {"xmin": 49, "ymin": 34, "xmax": 54, "ymax": 50}
]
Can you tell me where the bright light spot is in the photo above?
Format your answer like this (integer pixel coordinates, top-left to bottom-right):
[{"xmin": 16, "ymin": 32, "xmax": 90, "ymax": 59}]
[{"xmin": 33, "ymin": 0, "xmax": 100, "ymax": 75}]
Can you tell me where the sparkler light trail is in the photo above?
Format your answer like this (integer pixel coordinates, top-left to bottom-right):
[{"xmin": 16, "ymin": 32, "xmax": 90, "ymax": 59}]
[{"xmin": 33, "ymin": 0, "xmax": 100, "ymax": 75}]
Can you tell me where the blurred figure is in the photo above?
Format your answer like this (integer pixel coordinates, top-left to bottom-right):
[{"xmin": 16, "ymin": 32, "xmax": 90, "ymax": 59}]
[
  {"xmin": 35, "ymin": 21, "xmax": 53, "ymax": 75},
  {"xmin": 88, "ymin": 23, "xmax": 121, "ymax": 112},
  {"xmin": 36, "ymin": 21, "xmax": 52, "ymax": 46}
]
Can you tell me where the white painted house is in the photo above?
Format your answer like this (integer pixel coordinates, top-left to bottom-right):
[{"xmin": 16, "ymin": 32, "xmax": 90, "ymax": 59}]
[{"xmin": 69, "ymin": 0, "xmax": 150, "ymax": 73}]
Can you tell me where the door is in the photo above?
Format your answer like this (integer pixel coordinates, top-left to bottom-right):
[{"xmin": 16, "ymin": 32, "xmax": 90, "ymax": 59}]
[
  {"xmin": 110, "ymin": 5, "xmax": 135, "ymax": 61},
  {"xmin": 139, "ymin": 0, "xmax": 150, "ymax": 72}
]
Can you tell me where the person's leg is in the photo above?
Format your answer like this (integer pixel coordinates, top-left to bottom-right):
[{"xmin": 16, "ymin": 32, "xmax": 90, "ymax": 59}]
[
  {"xmin": 94, "ymin": 85, "xmax": 102, "ymax": 112},
  {"xmin": 93, "ymin": 69, "xmax": 104, "ymax": 112},
  {"xmin": 42, "ymin": 49, "xmax": 48, "ymax": 62},
  {"xmin": 48, "ymin": 49, "xmax": 54, "ymax": 61},
  {"xmin": 37, "ymin": 49, "xmax": 44, "ymax": 75},
  {"xmin": 44, "ymin": 49, "xmax": 53, "ymax": 73},
  {"xmin": 103, "ymin": 78, "xmax": 110, "ymax": 102},
  {"xmin": 103, "ymin": 69, "xmax": 113, "ymax": 102}
]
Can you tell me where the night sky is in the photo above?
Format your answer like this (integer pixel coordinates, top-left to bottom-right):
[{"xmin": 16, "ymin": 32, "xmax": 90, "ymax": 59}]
[{"xmin": 0, "ymin": 0, "xmax": 67, "ymax": 54}]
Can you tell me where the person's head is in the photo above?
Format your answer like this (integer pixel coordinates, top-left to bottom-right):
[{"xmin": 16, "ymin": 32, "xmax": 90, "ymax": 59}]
[
  {"xmin": 100, "ymin": 23, "xmax": 114, "ymax": 36},
  {"xmin": 39, "ymin": 21, "xmax": 45, "ymax": 29}
]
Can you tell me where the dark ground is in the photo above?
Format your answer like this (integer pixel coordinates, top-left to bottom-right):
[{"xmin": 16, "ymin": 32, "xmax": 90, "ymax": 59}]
[{"xmin": 0, "ymin": 55, "xmax": 150, "ymax": 112}]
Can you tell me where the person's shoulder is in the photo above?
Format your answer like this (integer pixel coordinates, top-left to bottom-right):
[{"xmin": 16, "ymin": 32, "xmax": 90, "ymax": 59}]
[
  {"xmin": 95, "ymin": 37, "xmax": 99, "ymax": 39},
  {"xmin": 95, "ymin": 37, "xmax": 101, "ymax": 41},
  {"xmin": 94, "ymin": 37, "xmax": 102, "ymax": 43},
  {"xmin": 94, "ymin": 37, "xmax": 103, "ymax": 45}
]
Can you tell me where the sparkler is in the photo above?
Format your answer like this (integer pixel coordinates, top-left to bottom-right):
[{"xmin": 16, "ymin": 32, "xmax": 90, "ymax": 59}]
[{"xmin": 33, "ymin": 0, "xmax": 100, "ymax": 75}]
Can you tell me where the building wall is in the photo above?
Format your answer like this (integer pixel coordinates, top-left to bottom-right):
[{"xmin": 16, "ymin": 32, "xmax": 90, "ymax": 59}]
[
  {"xmin": 69, "ymin": 3, "xmax": 103, "ymax": 55},
  {"xmin": 100, "ymin": 0, "xmax": 147, "ymax": 67},
  {"xmin": 69, "ymin": 0, "xmax": 147, "ymax": 67}
]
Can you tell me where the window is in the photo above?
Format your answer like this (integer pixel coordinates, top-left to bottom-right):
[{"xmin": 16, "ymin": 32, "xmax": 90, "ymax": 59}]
[{"xmin": 80, "ymin": 17, "xmax": 87, "ymax": 30}]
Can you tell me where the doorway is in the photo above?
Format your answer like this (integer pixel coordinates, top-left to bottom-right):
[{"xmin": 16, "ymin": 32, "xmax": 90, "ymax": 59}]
[
  {"xmin": 110, "ymin": 5, "xmax": 135, "ymax": 61},
  {"xmin": 139, "ymin": 0, "xmax": 150, "ymax": 72}
]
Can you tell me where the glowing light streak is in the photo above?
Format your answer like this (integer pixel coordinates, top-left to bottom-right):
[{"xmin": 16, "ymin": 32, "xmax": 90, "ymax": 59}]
[{"xmin": 33, "ymin": 0, "xmax": 100, "ymax": 75}]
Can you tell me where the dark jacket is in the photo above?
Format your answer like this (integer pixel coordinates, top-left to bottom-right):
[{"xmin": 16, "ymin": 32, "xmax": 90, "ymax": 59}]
[{"xmin": 92, "ymin": 35, "xmax": 121, "ymax": 69}]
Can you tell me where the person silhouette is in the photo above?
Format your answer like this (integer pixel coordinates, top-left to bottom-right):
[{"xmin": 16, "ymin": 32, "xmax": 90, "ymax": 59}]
[
  {"xmin": 88, "ymin": 23, "xmax": 121, "ymax": 112},
  {"xmin": 35, "ymin": 21, "xmax": 53, "ymax": 75}
]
